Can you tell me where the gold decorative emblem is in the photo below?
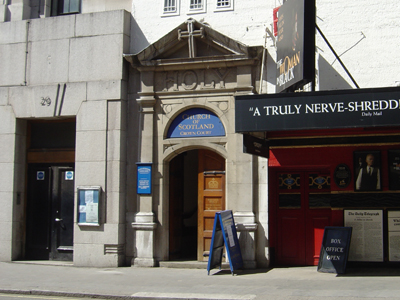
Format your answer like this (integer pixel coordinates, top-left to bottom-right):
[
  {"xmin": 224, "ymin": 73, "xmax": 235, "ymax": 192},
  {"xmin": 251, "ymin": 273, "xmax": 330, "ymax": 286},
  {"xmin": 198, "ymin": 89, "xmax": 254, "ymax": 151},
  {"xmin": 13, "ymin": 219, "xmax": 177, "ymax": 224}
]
[
  {"xmin": 279, "ymin": 174, "xmax": 300, "ymax": 189},
  {"xmin": 309, "ymin": 175, "xmax": 330, "ymax": 189},
  {"xmin": 208, "ymin": 178, "xmax": 219, "ymax": 189}
]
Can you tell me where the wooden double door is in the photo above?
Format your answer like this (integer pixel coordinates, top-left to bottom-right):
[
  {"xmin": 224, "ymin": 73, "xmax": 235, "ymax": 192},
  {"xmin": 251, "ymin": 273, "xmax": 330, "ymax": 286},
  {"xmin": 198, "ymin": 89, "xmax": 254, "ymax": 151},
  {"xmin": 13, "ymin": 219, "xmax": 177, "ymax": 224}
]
[
  {"xmin": 169, "ymin": 149, "xmax": 225, "ymax": 261},
  {"xmin": 274, "ymin": 170, "xmax": 332, "ymax": 266}
]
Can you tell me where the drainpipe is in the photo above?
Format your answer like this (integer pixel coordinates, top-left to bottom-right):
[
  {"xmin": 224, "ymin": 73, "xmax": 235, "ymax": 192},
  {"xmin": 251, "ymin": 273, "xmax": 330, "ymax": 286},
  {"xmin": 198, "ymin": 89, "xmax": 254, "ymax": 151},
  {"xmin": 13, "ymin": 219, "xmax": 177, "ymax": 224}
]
[
  {"xmin": 259, "ymin": 28, "xmax": 268, "ymax": 94},
  {"xmin": 23, "ymin": 20, "xmax": 30, "ymax": 86}
]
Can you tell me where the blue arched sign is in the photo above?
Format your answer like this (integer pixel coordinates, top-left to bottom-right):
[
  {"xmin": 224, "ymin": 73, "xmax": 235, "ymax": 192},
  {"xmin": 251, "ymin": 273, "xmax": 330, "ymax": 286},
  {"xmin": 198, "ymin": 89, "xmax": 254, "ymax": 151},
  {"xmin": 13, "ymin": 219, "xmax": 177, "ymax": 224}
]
[{"xmin": 167, "ymin": 108, "xmax": 225, "ymax": 138}]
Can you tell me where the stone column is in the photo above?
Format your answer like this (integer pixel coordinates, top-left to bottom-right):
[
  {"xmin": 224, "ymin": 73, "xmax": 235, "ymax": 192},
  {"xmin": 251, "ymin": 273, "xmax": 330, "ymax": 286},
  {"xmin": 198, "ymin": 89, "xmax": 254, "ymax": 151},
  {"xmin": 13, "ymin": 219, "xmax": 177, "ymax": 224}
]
[
  {"xmin": 131, "ymin": 71, "xmax": 158, "ymax": 267},
  {"xmin": 231, "ymin": 66, "xmax": 258, "ymax": 268},
  {"xmin": 7, "ymin": 0, "xmax": 30, "ymax": 21},
  {"xmin": 0, "ymin": 1, "xmax": 8, "ymax": 22},
  {"xmin": 0, "ymin": 100, "xmax": 26, "ymax": 262},
  {"xmin": 256, "ymin": 156, "xmax": 270, "ymax": 268},
  {"xmin": 234, "ymin": 212, "xmax": 257, "ymax": 269},
  {"xmin": 228, "ymin": 141, "xmax": 258, "ymax": 269}
]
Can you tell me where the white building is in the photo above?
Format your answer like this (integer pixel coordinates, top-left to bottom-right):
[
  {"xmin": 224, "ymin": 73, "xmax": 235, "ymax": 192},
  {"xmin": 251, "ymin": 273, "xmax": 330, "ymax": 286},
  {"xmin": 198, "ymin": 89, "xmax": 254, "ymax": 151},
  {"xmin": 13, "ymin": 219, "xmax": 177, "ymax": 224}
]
[{"xmin": 0, "ymin": 0, "xmax": 399, "ymax": 268}]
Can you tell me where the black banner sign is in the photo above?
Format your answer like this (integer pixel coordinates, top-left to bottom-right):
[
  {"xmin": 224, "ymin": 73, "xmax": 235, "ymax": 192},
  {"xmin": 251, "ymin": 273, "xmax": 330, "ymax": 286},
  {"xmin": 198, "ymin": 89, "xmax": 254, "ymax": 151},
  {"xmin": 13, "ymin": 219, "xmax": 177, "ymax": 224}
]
[
  {"xmin": 318, "ymin": 227, "xmax": 352, "ymax": 274},
  {"xmin": 235, "ymin": 87, "xmax": 400, "ymax": 132}
]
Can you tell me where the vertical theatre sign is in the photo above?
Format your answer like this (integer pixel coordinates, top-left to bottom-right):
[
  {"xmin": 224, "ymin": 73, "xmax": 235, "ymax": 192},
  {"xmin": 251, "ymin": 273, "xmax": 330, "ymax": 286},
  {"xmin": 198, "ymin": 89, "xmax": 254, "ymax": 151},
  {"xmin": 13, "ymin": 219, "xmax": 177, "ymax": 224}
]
[{"xmin": 276, "ymin": 0, "xmax": 315, "ymax": 93}]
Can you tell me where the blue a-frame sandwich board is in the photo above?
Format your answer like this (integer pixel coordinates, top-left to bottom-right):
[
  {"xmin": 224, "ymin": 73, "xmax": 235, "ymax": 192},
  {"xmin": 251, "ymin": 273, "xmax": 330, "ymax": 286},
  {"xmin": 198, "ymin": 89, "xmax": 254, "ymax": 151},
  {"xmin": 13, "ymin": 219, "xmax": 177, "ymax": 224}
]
[{"xmin": 207, "ymin": 210, "xmax": 243, "ymax": 275}]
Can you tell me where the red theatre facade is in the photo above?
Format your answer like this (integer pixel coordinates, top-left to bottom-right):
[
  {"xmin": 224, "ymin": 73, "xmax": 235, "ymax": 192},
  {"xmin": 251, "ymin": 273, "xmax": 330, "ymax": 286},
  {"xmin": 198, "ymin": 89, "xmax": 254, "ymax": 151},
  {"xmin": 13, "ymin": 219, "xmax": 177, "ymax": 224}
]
[{"xmin": 236, "ymin": 87, "xmax": 400, "ymax": 266}]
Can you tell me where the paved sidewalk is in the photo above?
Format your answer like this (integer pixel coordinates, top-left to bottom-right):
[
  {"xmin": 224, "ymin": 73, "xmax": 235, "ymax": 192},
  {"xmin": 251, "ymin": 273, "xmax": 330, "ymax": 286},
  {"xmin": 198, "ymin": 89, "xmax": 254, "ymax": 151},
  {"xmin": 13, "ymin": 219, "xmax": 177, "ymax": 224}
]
[{"xmin": 1, "ymin": 261, "xmax": 400, "ymax": 300}]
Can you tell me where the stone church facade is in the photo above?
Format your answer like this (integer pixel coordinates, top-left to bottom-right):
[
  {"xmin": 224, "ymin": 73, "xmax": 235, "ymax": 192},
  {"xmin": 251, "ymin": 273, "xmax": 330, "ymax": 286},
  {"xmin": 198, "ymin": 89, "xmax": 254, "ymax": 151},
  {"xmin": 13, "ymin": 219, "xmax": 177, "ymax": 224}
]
[{"xmin": 124, "ymin": 19, "xmax": 267, "ymax": 268}]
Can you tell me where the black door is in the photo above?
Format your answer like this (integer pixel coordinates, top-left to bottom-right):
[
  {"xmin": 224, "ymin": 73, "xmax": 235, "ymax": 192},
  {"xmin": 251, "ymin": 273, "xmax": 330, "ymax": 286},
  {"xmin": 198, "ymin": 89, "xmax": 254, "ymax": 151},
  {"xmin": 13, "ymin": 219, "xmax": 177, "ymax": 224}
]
[{"xmin": 26, "ymin": 164, "xmax": 74, "ymax": 261}]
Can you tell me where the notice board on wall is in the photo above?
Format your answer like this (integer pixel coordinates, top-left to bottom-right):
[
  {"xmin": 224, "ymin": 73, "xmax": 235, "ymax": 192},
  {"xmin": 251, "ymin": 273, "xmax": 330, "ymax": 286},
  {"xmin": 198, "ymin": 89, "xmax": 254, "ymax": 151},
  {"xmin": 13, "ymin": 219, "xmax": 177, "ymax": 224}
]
[
  {"xmin": 388, "ymin": 211, "xmax": 400, "ymax": 261},
  {"xmin": 136, "ymin": 163, "xmax": 152, "ymax": 195},
  {"xmin": 344, "ymin": 210, "xmax": 383, "ymax": 262},
  {"xmin": 77, "ymin": 186, "xmax": 101, "ymax": 226},
  {"xmin": 317, "ymin": 227, "xmax": 352, "ymax": 274},
  {"xmin": 207, "ymin": 210, "xmax": 243, "ymax": 275}
]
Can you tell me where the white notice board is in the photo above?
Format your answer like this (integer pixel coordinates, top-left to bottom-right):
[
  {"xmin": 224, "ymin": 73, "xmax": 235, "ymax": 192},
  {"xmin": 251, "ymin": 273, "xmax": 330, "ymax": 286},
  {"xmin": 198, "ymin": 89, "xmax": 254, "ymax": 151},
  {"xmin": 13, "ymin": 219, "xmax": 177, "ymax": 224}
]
[
  {"xmin": 344, "ymin": 210, "xmax": 383, "ymax": 262},
  {"xmin": 77, "ymin": 186, "xmax": 101, "ymax": 226},
  {"xmin": 388, "ymin": 211, "xmax": 400, "ymax": 262}
]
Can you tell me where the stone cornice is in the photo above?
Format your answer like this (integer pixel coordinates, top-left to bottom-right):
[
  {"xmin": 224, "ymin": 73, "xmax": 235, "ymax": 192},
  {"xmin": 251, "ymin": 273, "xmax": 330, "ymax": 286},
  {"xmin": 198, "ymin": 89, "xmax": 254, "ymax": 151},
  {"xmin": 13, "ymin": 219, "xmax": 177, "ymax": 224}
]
[{"xmin": 131, "ymin": 222, "xmax": 157, "ymax": 230}]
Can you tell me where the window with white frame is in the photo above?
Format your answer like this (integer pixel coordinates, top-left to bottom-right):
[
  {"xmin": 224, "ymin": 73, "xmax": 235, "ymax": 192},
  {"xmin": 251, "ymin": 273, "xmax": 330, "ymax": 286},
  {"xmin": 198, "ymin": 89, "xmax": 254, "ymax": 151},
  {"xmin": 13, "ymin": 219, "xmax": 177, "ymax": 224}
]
[
  {"xmin": 164, "ymin": 0, "xmax": 177, "ymax": 12},
  {"xmin": 215, "ymin": 0, "xmax": 233, "ymax": 11},
  {"xmin": 188, "ymin": 0, "xmax": 206, "ymax": 14},
  {"xmin": 190, "ymin": 0, "xmax": 203, "ymax": 10},
  {"xmin": 216, "ymin": 0, "xmax": 230, "ymax": 8}
]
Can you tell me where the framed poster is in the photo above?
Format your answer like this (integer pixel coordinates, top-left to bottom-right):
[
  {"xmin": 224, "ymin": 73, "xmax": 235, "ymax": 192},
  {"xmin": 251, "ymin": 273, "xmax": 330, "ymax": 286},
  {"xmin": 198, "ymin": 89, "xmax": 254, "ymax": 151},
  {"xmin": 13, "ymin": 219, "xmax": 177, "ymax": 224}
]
[
  {"xmin": 77, "ymin": 186, "xmax": 101, "ymax": 226},
  {"xmin": 354, "ymin": 151, "xmax": 381, "ymax": 191},
  {"xmin": 333, "ymin": 164, "xmax": 351, "ymax": 189},
  {"xmin": 388, "ymin": 150, "xmax": 400, "ymax": 190},
  {"xmin": 344, "ymin": 210, "xmax": 383, "ymax": 262}
]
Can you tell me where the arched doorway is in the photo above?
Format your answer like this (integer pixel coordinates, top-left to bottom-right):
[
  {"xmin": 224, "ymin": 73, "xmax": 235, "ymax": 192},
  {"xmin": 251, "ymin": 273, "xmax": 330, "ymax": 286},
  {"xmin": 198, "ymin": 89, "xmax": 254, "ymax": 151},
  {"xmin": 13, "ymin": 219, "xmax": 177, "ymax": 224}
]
[{"xmin": 169, "ymin": 149, "xmax": 225, "ymax": 261}]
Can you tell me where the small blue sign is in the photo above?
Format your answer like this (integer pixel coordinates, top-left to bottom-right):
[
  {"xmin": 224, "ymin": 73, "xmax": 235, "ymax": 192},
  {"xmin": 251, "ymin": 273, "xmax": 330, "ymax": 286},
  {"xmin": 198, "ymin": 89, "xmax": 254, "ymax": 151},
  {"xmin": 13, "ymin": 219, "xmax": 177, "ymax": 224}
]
[
  {"xmin": 167, "ymin": 108, "xmax": 225, "ymax": 138},
  {"xmin": 65, "ymin": 171, "xmax": 74, "ymax": 180},
  {"xmin": 137, "ymin": 163, "xmax": 152, "ymax": 195},
  {"xmin": 37, "ymin": 171, "xmax": 45, "ymax": 180}
]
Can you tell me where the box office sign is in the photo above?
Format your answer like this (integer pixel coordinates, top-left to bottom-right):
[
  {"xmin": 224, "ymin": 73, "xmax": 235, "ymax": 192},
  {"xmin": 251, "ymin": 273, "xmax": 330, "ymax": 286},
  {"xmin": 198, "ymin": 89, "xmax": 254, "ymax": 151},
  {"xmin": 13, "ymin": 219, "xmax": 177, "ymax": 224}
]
[
  {"xmin": 235, "ymin": 87, "xmax": 400, "ymax": 132},
  {"xmin": 317, "ymin": 227, "xmax": 352, "ymax": 274},
  {"xmin": 167, "ymin": 108, "xmax": 225, "ymax": 138}
]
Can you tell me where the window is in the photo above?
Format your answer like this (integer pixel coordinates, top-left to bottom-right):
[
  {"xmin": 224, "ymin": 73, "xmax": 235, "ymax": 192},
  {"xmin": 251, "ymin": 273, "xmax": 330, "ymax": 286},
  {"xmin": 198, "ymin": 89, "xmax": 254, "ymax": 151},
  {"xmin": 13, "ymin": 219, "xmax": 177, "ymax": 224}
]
[
  {"xmin": 162, "ymin": 0, "xmax": 180, "ymax": 16},
  {"xmin": 164, "ymin": 0, "xmax": 177, "ymax": 12},
  {"xmin": 215, "ymin": 0, "xmax": 233, "ymax": 11},
  {"xmin": 188, "ymin": 0, "xmax": 206, "ymax": 14},
  {"xmin": 52, "ymin": 0, "xmax": 80, "ymax": 16},
  {"xmin": 190, "ymin": 0, "xmax": 203, "ymax": 10},
  {"xmin": 216, "ymin": 0, "xmax": 230, "ymax": 8}
]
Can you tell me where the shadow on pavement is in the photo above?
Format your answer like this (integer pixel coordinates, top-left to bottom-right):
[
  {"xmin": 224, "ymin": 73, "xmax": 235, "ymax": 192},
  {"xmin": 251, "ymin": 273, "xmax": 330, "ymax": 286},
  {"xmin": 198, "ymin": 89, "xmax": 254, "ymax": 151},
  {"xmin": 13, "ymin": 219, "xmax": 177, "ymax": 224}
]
[
  {"xmin": 338, "ymin": 265, "xmax": 400, "ymax": 277},
  {"xmin": 208, "ymin": 268, "xmax": 272, "ymax": 276}
]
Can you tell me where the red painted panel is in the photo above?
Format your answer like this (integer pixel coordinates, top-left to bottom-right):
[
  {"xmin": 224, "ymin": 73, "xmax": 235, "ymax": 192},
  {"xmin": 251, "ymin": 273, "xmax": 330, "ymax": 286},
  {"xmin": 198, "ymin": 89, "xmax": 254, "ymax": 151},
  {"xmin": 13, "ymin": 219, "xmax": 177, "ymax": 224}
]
[
  {"xmin": 278, "ymin": 216, "xmax": 305, "ymax": 265},
  {"xmin": 269, "ymin": 128, "xmax": 400, "ymax": 266},
  {"xmin": 306, "ymin": 215, "xmax": 330, "ymax": 265}
]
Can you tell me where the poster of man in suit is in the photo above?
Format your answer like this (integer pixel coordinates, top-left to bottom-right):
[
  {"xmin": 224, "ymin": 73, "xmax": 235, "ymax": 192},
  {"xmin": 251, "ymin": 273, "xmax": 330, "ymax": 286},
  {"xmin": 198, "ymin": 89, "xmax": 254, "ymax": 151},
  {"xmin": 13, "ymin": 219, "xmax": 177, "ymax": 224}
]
[{"xmin": 354, "ymin": 151, "xmax": 381, "ymax": 191}]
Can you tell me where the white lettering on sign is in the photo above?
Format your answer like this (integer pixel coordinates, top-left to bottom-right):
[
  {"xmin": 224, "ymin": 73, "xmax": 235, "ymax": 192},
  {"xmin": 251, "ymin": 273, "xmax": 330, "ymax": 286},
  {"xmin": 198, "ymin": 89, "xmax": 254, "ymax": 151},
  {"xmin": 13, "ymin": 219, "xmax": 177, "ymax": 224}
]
[
  {"xmin": 330, "ymin": 239, "xmax": 342, "ymax": 244},
  {"xmin": 247, "ymin": 99, "xmax": 400, "ymax": 118},
  {"xmin": 326, "ymin": 247, "xmax": 344, "ymax": 252},
  {"xmin": 326, "ymin": 255, "xmax": 340, "ymax": 261},
  {"xmin": 276, "ymin": 52, "xmax": 301, "ymax": 87}
]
